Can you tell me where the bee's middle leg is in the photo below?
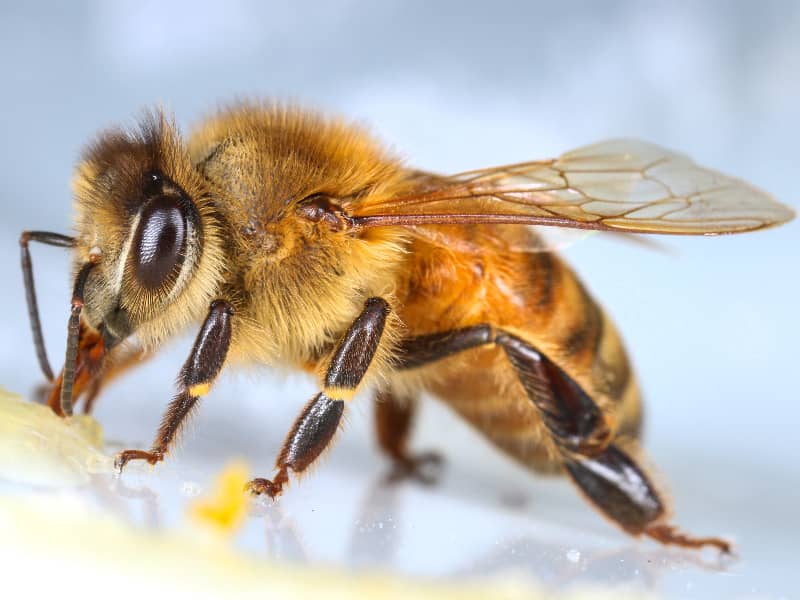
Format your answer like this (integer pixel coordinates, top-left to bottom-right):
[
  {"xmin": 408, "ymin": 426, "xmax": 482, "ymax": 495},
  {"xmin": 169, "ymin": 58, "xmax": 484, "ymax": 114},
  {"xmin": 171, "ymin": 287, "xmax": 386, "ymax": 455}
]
[{"xmin": 247, "ymin": 298, "xmax": 391, "ymax": 499}]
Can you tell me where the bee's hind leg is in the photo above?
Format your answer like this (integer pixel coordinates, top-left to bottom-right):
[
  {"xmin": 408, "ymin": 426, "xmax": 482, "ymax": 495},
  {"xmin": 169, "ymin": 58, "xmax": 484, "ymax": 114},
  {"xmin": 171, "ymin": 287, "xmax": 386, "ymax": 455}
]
[
  {"xmin": 392, "ymin": 324, "xmax": 731, "ymax": 551},
  {"xmin": 563, "ymin": 443, "xmax": 732, "ymax": 552},
  {"xmin": 497, "ymin": 330, "xmax": 732, "ymax": 553},
  {"xmin": 374, "ymin": 390, "xmax": 443, "ymax": 485}
]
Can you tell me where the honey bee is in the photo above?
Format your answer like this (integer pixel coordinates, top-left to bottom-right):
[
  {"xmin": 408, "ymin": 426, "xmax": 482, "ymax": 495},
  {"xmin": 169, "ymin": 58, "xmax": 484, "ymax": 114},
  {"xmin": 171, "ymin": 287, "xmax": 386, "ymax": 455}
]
[{"xmin": 20, "ymin": 103, "xmax": 793, "ymax": 552}]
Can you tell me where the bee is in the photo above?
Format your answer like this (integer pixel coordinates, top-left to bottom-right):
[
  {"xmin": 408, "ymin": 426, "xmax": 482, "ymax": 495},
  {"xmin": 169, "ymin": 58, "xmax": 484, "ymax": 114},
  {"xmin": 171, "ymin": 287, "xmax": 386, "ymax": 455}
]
[{"xmin": 20, "ymin": 103, "xmax": 793, "ymax": 552}]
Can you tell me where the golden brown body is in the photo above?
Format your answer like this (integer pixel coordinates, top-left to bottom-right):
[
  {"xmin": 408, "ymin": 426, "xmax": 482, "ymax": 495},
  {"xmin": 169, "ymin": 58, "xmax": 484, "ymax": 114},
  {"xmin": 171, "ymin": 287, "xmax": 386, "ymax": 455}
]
[{"xmin": 21, "ymin": 102, "xmax": 792, "ymax": 552}]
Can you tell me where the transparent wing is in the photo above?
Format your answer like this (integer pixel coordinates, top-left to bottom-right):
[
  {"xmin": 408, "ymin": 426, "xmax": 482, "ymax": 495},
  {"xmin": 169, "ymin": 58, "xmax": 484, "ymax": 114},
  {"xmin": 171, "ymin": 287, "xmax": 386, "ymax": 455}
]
[{"xmin": 352, "ymin": 139, "xmax": 794, "ymax": 236}]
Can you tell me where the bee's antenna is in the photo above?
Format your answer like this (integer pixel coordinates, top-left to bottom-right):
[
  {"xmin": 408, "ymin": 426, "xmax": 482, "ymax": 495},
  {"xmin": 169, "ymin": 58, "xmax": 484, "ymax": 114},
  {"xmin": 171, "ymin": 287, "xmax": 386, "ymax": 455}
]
[
  {"xmin": 60, "ymin": 253, "xmax": 100, "ymax": 416},
  {"xmin": 19, "ymin": 231, "xmax": 76, "ymax": 382}
]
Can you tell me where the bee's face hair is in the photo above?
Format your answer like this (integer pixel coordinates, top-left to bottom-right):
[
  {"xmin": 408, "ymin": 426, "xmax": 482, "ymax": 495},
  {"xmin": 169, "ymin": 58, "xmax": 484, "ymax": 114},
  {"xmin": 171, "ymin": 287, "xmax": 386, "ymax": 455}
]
[{"xmin": 70, "ymin": 111, "xmax": 226, "ymax": 349}]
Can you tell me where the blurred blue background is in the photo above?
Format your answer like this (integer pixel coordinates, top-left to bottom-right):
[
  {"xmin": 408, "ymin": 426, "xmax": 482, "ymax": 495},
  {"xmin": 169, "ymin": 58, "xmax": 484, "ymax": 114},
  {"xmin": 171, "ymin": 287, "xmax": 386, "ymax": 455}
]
[{"xmin": 1, "ymin": 2, "xmax": 798, "ymax": 597}]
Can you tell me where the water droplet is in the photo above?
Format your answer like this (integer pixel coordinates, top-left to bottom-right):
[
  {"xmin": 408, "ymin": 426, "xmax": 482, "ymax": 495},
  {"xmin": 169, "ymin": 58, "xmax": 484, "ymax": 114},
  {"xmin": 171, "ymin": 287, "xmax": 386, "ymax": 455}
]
[
  {"xmin": 181, "ymin": 481, "xmax": 201, "ymax": 497},
  {"xmin": 566, "ymin": 548, "xmax": 581, "ymax": 563}
]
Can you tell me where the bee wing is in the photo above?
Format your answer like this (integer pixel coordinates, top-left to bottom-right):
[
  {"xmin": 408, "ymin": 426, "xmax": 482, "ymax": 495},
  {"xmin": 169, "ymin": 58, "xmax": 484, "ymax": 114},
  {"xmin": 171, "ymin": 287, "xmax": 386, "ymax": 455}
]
[{"xmin": 353, "ymin": 139, "xmax": 794, "ymax": 235}]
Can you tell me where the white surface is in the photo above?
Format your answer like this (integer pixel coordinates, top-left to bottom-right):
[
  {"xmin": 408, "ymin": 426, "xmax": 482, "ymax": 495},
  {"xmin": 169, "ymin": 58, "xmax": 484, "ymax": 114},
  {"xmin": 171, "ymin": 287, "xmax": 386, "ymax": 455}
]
[
  {"xmin": 1, "ymin": 2, "xmax": 798, "ymax": 598},
  {"xmin": 0, "ymin": 383, "xmax": 794, "ymax": 598}
]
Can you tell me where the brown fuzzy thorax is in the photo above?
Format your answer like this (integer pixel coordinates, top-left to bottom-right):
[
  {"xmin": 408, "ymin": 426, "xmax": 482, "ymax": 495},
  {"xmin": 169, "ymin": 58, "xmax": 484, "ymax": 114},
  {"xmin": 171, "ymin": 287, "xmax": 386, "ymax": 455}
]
[{"xmin": 185, "ymin": 104, "xmax": 413, "ymax": 371}]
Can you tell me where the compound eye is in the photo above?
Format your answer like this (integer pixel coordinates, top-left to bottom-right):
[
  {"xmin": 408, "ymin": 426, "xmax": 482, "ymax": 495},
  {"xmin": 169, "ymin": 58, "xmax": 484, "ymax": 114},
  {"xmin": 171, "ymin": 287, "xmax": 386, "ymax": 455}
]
[{"xmin": 132, "ymin": 195, "xmax": 187, "ymax": 290}]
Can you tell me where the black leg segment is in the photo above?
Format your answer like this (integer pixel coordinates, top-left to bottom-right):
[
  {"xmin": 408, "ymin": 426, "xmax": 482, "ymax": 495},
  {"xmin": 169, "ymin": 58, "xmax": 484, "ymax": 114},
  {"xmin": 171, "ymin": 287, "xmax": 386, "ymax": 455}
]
[
  {"xmin": 114, "ymin": 299, "xmax": 234, "ymax": 471},
  {"xmin": 248, "ymin": 297, "xmax": 390, "ymax": 498},
  {"xmin": 396, "ymin": 325, "xmax": 494, "ymax": 369},
  {"xmin": 563, "ymin": 444, "xmax": 664, "ymax": 533},
  {"xmin": 324, "ymin": 297, "xmax": 391, "ymax": 392},
  {"xmin": 280, "ymin": 393, "xmax": 345, "ymax": 470},
  {"xmin": 496, "ymin": 331, "xmax": 612, "ymax": 455},
  {"xmin": 248, "ymin": 392, "xmax": 344, "ymax": 497},
  {"xmin": 396, "ymin": 326, "xmax": 612, "ymax": 454}
]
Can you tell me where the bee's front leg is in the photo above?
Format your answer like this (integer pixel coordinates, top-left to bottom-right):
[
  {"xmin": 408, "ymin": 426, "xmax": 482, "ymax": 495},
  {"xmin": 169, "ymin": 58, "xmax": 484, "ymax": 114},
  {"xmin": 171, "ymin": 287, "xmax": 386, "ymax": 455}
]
[
  {"xmin": 114, "ymin": 300, "xmax": 234, "ymax": 471},
  {"xmin": 247, "ymin": 297, "xmax": 390, "ymax": 499}
]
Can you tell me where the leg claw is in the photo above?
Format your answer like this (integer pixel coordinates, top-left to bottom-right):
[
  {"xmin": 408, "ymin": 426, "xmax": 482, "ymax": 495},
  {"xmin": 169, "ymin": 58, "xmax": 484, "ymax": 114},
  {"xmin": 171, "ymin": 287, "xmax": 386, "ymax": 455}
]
[
  {"xmin": 386, "ymin": 451, "xmax": 444, "ymax": 486},
  {"xmin": 245, "ymin": 473, "xmax": 287, "ymax": 500},
  {"xmin": 645, "ymin": 523, "xmax": 733, "ymax": 554},
  {"xmin": 114, "ymin": 449, "xmax": 164, "ymax": 473}
]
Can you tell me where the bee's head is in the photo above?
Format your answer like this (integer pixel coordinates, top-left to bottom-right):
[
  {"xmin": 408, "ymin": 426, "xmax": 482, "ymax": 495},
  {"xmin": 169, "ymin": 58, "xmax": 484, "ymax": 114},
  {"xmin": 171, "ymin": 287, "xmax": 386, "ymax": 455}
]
[{"xmin": 70, "ymin": 111, "xmax": 225, "ymax": 350}]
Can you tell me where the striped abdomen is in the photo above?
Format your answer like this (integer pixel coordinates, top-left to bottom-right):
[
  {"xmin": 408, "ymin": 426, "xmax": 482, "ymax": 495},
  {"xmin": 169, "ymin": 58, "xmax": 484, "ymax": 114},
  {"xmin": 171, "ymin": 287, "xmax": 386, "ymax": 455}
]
[{"xmin": 392, "ymin": 224, "xmax": 642, "ymax": 472}]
